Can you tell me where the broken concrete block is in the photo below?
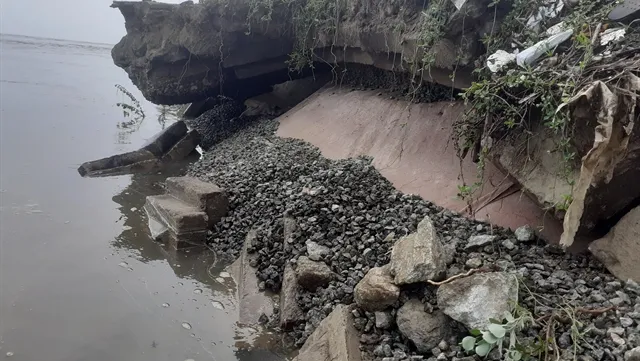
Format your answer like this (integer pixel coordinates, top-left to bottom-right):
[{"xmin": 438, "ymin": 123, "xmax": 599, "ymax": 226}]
[
  {"xmin": 292, "ymin": 304, "xmax": 362, "ymax": 361},
  {"xmin": 280, "ymin": 264, "xmax": 304, "ymax": 330},
  {"xmin": 145, "ymin": 199, "xmax": 207, "ymax": 249},
  {"xmin": 230, "ymin": 229, "xmax": 274, "ymax": 325},
  {"xmin": 165, "ymin": 176, "xmax": 228, "ymax": 227},
  {"xmin": 589, "ymin": 206, "xmax": 640, "ymax": 282},
  {"xmin": 78, "ymin": 121, "xmax": 200, "ymax": 178},
  {"xmin": 77, "ymin": 149, "xmax": 159, "ymax": 177},
  {"xmin": 160, "ymin": 130, "xmax": 200, "ymax": 163},
  {"xmin": 144, "ymin": 194, "xmax": 208, "ymax": 235},
  {"xmin": 141, "ymin": 120, "xmax": 188, "ymax": 157}
]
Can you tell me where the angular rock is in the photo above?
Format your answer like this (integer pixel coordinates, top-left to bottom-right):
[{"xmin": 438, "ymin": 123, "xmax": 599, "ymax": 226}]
[
  {"xmin": 589, "ymin": 205, "xmax": 640, "ymax": 282},
  {"xmin": 306, "ymin": 240, "xmax": 331, "ymax": 261},
  {"xmin": 280, "ymin": 264, "xmax": 304, "ymax": 330},
  {"xmin": 292, "ymin": 304, "xmax": 362, "ymax": 361},
  {"xmin": 390, "ymin": 216, "xmax": 447, "ymax": 284},
  {"xmin": 296, "ymin": 256, "xmax": 334, "ymax": 290},
  {"xmin": 437, "ymin": 272, "xmax": 519, "ymax": 330},
  {"xmin": 230, "ymin": 229, "xmax": 274, "ymax": 325},
  {"xmin": 396, "ymin": 299, "xmax": 451, "ymax": 353},
  {"xmin": 375, "ymin": 311, "xmax": 394, "ymax": 330},
  {"xmin": 626, "ymin": 347, "xmax": 640, "ymax": 361},
  {"xmin": 514, "ymin": 225, "xmax": 535, "ymax": 242},
  {"xmin": 354, "ymin": 266, "xmax": 400, "ymax": 311},
  {"xmin": 166, "ymin": 176, "xmax": 228, "ymax": 227},
  {"xmin": 465, "ymin": 235, "xmax": 496, "ymax": 250}
]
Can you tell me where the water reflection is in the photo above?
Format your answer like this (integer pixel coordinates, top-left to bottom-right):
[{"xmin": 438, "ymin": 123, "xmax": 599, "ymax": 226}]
[{"xmin": 109, "ymin": 165, "xmax": 291, "ymax": 360}]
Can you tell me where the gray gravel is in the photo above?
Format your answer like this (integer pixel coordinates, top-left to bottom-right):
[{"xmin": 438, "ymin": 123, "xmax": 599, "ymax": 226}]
[{"xmin": 187, "ymin": 113, "xmax": 638, "ymax": 360}]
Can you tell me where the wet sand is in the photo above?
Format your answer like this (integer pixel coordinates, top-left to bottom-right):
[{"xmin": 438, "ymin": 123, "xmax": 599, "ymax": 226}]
[{"xmin": 0, "ymin": 34, "xmax": 285, "ymax": 361}]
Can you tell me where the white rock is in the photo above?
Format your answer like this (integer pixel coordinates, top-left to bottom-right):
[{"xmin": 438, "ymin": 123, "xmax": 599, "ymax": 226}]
[
  {"xmin": 437, "ymin": 272, "xmax": 519, "ymax": 330},
  {"xmin": 514, "ymin": 225, "xmax": 535, "ymax": 242},
  {"xmin": 465, "ymin": 235, "xmax": 496, "ymax": 250}
]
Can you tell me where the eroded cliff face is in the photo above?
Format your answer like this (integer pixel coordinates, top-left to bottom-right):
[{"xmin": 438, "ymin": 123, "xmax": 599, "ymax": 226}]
[{"xmin": 111, "ymin": 0, "xmax": 506, "ymax": 104}]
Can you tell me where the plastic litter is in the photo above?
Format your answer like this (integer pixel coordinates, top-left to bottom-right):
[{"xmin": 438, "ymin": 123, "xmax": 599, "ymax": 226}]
[{"xmin": 516, "ymin": 29, "xmax": 573, "ymax": 67}]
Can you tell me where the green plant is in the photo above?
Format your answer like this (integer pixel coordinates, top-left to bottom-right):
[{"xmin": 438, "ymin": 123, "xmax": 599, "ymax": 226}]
[
  {"xmin": 115, "ymin": 84, "xmax": 145, "ymax": 120},
  {"xmin": 461, "ymin": 307, "xmax": 536, "ymax": 360}
]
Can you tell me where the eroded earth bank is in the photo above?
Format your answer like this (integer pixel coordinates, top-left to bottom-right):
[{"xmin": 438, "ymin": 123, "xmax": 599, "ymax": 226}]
[{"xmin": 88, "ymin": 0, "xmax": 640, "ymax": 360}]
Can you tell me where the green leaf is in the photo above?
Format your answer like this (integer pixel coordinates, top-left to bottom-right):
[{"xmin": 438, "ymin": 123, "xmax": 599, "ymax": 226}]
[
  {"xmin": 488, "ymin": 323, "xmax": 507, "ymax": 338},
  {"xmin": 475, "ymin": 342, "xmax": 492, "ymax": 357},
  {"xmin": 470, "ymin": 329, "xmax": 482, "ymax": 337},
  {"xmin": 462, "ymin": 336, "xmax": 476, "ymax": 352},
  {"xmin": 482, "ymin": 331, "xmax": 499, "ymax": 344},
  {"xmin": 504, "ymin": 311, "xmax": 515, "ymax": 323}
]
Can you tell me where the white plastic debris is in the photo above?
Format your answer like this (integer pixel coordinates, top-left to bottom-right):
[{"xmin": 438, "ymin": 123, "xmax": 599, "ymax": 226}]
[
  {"xmin": 527, "ymin": 0, "xmax": 565, "ymax": 30},
  {"xmin": 600, "ymin": 28, "xmax": 626, "ymax": 46},
  {"xmin": 451, "ymin": 0, "xmax": 467, "ymax": 10},
  {"xmin": 516, "ymin": 29, "xmax": 573, "ymax": 67},
  {"xmin": 545, "ymin": 21, "xmax": 568, "ymax": 36},
  {"xmin": 487, "ymin": 50, "xmax": 517, "ymax": 72}
]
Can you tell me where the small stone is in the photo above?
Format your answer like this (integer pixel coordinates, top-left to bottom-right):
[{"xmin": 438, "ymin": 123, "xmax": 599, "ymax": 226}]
[
  {"xmin": 502, "ymin": 239, "xmax": 516, "ymax": 250},
  {"xmin": 621, "ymin": 317, "xmax": 635, "ymax": 328},
  {"xmin": 465, "ymin": 235, "xmax": 496, "ymax": 249},
  {"xmin": 608, "ymin": 327, "xmax": 625, "ymax": 336},
  {"xmin": 436, "ymin": 353, "xmax": 447, "ymax": 361},
  {"xmin": 295, "ymin": 256, "xmax": 334, "ymax": 290},
  {"xmin": 476, "ymin": 224, "xmax": 483, "ymax": 231},
  {"xmin": 465, "ymin": 257, "xmax": 482, "ymax": 268},
  {"xmin": 438, "ymin": 340, "xmax": 449, "ymax": 351},
  {"xmin": 305, "ymin": 240, "xmax": 330, "ymax": 261},
  {"xmin": 611, "ymin": 333, "xmax": 626, "ymax": 346},
  {"xmin": 625, "ymin": 347, "xmax": 640, "ymax": 361},
  {"xmin": 626, "ymin": 279, "xmax": 640, "ymax": 295},
  {"xmin": 558, "ymin": 332, "xmax": 572, "ymax": 349},
  {"xmin": 375, "ymin": 311, "xmax": 394, "ymax": 329},
  {"xmin": 397, "ymin": 299, "xmax": 451, "ymax": 353},
  {"xmin": 514, "ymin": 225, "xmax": 535, "ymax": 242}
]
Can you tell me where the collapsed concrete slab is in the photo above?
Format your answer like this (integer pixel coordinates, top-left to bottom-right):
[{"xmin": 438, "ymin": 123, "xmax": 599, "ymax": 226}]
[
  {"xmin": 144, "ymin": 194, "xmax": 208, "ymax": 248},
  {"xmin": 279, "ymin": 264, "xmax": 304, "ymax": 330},
  {"xmin": 589, "ymin": 205, "xmax": 640, "ymax": 282},
  {"xmin": 292, "ymin": 304, "xmax": 362, "ymax": 361},
  {"xmin": 166, "ymin": 176, "xmax": 228, "ymax": 227},
  {"xmin": 230, "ymin": 229, "xmax": 275, "ymax": 326},
  {"xmin": 78, "ymin": 121, "xmax": 200, "ymax": 177}
]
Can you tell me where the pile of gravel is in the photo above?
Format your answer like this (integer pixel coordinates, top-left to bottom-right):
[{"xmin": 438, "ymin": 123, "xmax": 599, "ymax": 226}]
[
  {"xmin": 187, "ymin": 115, "xmax": 639, "ymax": 360},
  {"xmin": 185, "ymin": 96, "xmax": 246, "ymax": 150}
]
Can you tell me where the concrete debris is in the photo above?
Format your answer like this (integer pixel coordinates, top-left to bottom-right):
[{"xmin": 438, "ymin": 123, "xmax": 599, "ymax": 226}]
[
  {"xmin": 292, "ymin": 304, "xmax": 362, "ymax": 361},
  {"xmin": 166, "ymin": 176, "xmax": 228, "ymax": 227},
  {"xmin": 229, "ymin": 229, "xmax": 275, "ymax": 326},
  {"xmin": 589, "ymin": 205, "xmax": 640, "ymax": 282},
  {"xmin": 437, "ymin": 272, "xmax": 519, "ymax": 330},
  {"xmin": 78, "ymin": 121, "xmax": 199, "ymax": 177},
  {"xmin": 280, "ymin": 264, "xmax": 305, "ymax": 330}
]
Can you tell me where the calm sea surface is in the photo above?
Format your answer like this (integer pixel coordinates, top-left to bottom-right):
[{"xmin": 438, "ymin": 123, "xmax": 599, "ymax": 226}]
[{"xmin": 0, "ymin": 34, "xmax": 283, "ymax": 361}]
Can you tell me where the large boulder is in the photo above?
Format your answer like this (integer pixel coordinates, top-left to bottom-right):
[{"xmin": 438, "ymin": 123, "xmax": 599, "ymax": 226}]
[
  {"xmin": 295, "ymin": 256, "xmax": 334, "ymax": 290},
  {"xmin": 589, "ymin": 205, "xmax": 640, "ymax": 282},
  {"xmin": 280, "ymin": 264, "xmax": 304, "ymax": 330},
  {"xmin": 109, "ymin": 0, "xmax": 506, "ymax": 104},
  {"xmin": 437, "ymin": 272, "xmax": 518, "ymax": 330},
  {"xmin": 396, "ymin": 299, "xmax": 452, "ymax": 353},
  {"xmin": 390, "ymin": 216, "xmax": 447, "ymax": 284},
  {"xmin": 354, "ymin": 266, "xmax": 400, "ymax": 311},
  {"xmin": 292, "ymin": 304, "xmax": 362, "ymax": 361}
]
